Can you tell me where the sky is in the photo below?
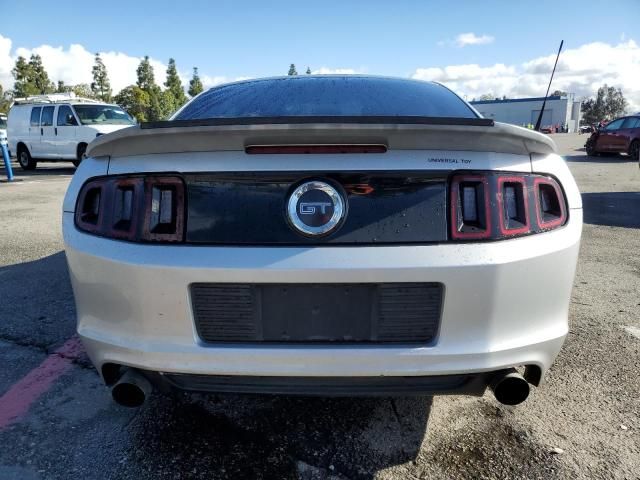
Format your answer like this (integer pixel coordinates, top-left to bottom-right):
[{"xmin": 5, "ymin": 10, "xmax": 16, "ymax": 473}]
[{"xmin": 1, "ymin": 0, "xmax": 639, "ymax": 110}]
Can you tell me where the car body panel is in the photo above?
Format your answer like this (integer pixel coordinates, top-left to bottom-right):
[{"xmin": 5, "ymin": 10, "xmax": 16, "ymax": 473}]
[
  {"xmin": 64, "ymin": 209, "xmax": 581, "ymax": 379},
  {"xmin": 63, "ymin": 149, "xmax": 581, "ymax": 381}
]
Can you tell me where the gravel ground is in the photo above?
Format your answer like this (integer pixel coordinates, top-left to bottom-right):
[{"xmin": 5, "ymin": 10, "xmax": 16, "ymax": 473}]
[{"xmin": 0, "ymin": 134, "xmax": 638, "ymax": 479}]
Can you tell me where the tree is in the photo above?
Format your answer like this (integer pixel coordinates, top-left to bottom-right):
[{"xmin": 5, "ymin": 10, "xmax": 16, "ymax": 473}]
[
  {"xmin": 581, "ymin": 84, "xmax": 628, "ymax": 124},
  {"xmin": 56, "ymin": 80, "xmax": 68, "ymax": 93},
  {"xmin": 71, "ymin": 84, "xmax": 94, "ymax": 99},
  {"xmin": 28, "ymin": 54, "xmax": 54, "ymax": 94},
  {"xmin": 147, "ymin": 85, "xmax": 173, "ymax": 121},
  {"xmin": 91, "ymin": 53, "xmax": 112, "ymax": 102},
  {"xmin": 478, "ymin": 93, "xmax": 495, "ymax": 101},
  {"xmin": 288, "ymin": 64, "xmax": 298, "ymax": 76},
  {"xmin": 12, "ymin": 56, "xmax": 38, "ymax": 97},
  {"xmin": 132, "ymin": 56, "xmax": 173, "ymax": 121},
  {"xmin": 305, "ymin": 67, "xmax": 311, "ymax": 75},
  {"xmin": 0, "ymin": 85, "xmax": 12, "ymax": 114},
  {"xmin": 164, "ymin": 58, "xmax": 187, "ymax": 110},
  {"xmin": 188, "ymin": 67, "xmax": 203, "ymax": 97},
  {"xmin": 136, "ymin": 56, "xmax": 156, "ymax": 90},
  {"xmin": 114, "ymin": 86, "xmax": 150, "ymax": 123},
  {"xmin": 552, "ymin": 90, "xmax": 567, "ymax": 97}
]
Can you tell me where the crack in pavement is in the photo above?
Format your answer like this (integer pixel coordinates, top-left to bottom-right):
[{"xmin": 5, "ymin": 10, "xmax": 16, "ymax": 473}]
[{"xmin": 0, "ymin": 333, "xmax": 53, "ymax": 354}]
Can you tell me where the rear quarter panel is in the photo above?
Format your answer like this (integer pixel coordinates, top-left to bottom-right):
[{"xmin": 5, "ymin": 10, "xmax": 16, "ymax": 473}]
[
  {"xmin": 63, "ymin": 156, "xmax": 109, "ymax": 212},
  {"xmin": 530, "ymin": 153, "xmax": 582, "ymax": 209}
]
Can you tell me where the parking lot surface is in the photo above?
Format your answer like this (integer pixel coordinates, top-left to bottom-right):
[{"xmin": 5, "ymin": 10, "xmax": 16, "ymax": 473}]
[{"xmin": 0, "ymin": 134, "xmax": 638, "ymax": 479}]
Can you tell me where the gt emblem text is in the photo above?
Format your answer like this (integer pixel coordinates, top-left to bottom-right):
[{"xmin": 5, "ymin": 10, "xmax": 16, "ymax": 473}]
[{"xmin": 299, "ymin": 202, "xmax": 332, "ymax": 215}]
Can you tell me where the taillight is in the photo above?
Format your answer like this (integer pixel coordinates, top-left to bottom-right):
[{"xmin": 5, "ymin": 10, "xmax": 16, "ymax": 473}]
[
  {"xmin": 450, "ymin": 175, "xmax": 491, "ymax": 239},
  {"xmin": 75, "ymin": 175, "xmax": 185, "ymax": 242},
  {"xmin": 450, "ymin": 172, "xmax": 567, "ymax": 241},
  {"xmin": 497, "ymin": 175, "xmax": 529, "ymax": 236},
  {"xmin": 534, "ymin": 177, "xmax": 567, "ymax": 230}
]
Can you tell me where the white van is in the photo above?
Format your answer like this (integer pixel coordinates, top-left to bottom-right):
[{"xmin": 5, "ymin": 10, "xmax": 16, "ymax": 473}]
[{"xmin": 7, "ymin": 94, "xmax": 135, "ymax": 170}]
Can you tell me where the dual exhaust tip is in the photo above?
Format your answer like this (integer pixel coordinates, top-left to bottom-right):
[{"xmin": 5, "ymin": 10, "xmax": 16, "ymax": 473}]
[
  {"xmin": 111, "ymin": 370, "xmax": 152, "ymax": 408},
  {"xmin": 110, "ymin": 368, "xmax": 531, "ymax": 408},
  {"xmin": 490, "ymin": 369, "xmax": 530, "ymax": 406}
]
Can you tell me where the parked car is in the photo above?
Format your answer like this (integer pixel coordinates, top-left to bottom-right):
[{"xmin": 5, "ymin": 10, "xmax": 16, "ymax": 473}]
[
  {"xmin": 63, "ymin": 76, "xmax": 582, "ymax": 408},
  {"xmin": 0, "ymin": 114, "xmax": 7, "ymax": 148},
  {"xmin": 585, "ymin": 115, "xmax": 640, "ymax": 161},
  {"xmin": 579, "ymin": 124, "xmax": 593, "ymax": 135},
  {"xmin": 7, "ymin": 94, "xmax": 135, "ymax": 170}
]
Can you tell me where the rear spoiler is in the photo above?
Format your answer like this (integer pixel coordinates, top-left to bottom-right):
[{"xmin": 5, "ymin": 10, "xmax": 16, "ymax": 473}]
[
  {"xmin": 87, "ymin": 117, "xmax": 556, "ymax": 158},
  {"xmin": 140, "ymin": 116, "xmax": 495, "ymax": 129}
]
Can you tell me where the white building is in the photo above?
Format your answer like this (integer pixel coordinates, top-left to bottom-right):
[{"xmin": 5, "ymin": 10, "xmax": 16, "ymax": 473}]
[{"xmin": 470, "ymin": 94, "xmax": 582, "ymax": 132}]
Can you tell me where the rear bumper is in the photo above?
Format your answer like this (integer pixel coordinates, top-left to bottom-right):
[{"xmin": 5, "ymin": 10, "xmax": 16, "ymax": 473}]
[{"xmin": 63, "ymin": 209, "xmax": 581, "ymax": 385}]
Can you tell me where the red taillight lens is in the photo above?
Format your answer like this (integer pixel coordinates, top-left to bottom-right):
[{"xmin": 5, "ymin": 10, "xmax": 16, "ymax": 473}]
[
  {"xmin": 142, "ymin": 177, "xmax": 185, "ymax": 241},
  {"xmin": 75, "ymin": 175, "xmax": 185, "ymax": 242},
  {"xmin": 534, "ymin": 177, "xmax": 567, "ymax": 230},
  {"xmin": 450, "ymin": 175, "xmax": 492, "ymax": 240},
  {"xmin": 450, "ymin": 172, "xmax": 567, "ymax": 241},
  {"xmin": 76, "ymin": 179, "xmax": 104, "ymax": 233},
  {"xmin": 497, "ymin": 176, "xmax": 529, "ymax": 236}
]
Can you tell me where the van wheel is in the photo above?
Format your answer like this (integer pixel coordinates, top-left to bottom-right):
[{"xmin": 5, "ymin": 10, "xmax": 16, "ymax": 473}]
[
  {"xmin": 18, "ymin": 146, "xmax": 37, "ymax": 170},
  {"xmin": 73, "ymin": 143, "xmax": 87, "ymax": 168}
]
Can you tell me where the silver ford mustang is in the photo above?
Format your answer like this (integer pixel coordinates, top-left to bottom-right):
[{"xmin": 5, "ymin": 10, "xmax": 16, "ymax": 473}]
[{"xmin": 62, "ymin": 76, "xmax": 582, "ymax": 407}]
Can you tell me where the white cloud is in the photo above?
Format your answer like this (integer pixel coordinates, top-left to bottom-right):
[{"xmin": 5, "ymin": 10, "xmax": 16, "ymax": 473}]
[
  {"xmin": 199, "ymin": 75, "xmax": 232, "ymax": 88},
  {"xmin": 0, "ymin": 35, "xmax": 212, "ymax": 95},
  {"xmin": 454, "ymin": 32, "xmax": 495, "ymax": 47},
  {"xmin": 0, "ymin": 35, "xmax": 15, "ymax": 90},
  {"xmin": 413, "ymin": 39, "xmax": 640, "ymax": 112},
  {"xmin": 197, "ymin": 75, "xmax": 256, "ymax": 89},
  {"xmin": 0, "ymin": 34, "xmax": 256, "ymax": 95},
  {"xmin": 311, "ymin": 67, "xmax": 360, "ymax": 75},
  {"xmin": 439, "ymin": 33, "xmax": 495, "ymax": 48}
]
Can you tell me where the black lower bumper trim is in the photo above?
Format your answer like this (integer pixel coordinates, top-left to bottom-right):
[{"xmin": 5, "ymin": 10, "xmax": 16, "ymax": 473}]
[{"xmin": 150, "ymin": 372, "xmax": 493, "ymax": 397}]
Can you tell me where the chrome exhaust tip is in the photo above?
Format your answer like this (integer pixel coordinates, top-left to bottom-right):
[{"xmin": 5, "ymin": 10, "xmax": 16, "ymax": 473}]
[
  {"xmin": 111, "ymin": 369, "xmax": 152, "ymax": 407},
  {"xmin": 490, "ymin": 369, "xmax": 530, "ymax": 406}
]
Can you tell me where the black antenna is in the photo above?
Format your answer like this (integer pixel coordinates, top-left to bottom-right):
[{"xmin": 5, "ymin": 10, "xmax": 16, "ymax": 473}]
[{"xmin": 535, "ymin": 40, "xmax": 564, "ymax": 131}]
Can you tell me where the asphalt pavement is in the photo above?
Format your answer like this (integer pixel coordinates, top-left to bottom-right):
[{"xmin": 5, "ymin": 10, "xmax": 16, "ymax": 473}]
[{"xmin": 0, "ymin": 134, "xmax": 638, "ymax": 479}]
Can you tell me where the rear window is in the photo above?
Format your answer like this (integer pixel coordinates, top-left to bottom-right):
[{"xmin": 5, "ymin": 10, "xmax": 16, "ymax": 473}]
[
  {"xmin": 622, "ymin": 117, "xmax": 640, "ymax": 129},
  {"xmin": 175, "ymin": 76, "xmax": 478, "ymax": 120}
]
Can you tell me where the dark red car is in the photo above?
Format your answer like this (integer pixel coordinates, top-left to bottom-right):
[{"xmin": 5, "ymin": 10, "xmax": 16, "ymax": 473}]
[{"xmin": 586, "ymin": 115, "xmax": 640, "ymax": 161}]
